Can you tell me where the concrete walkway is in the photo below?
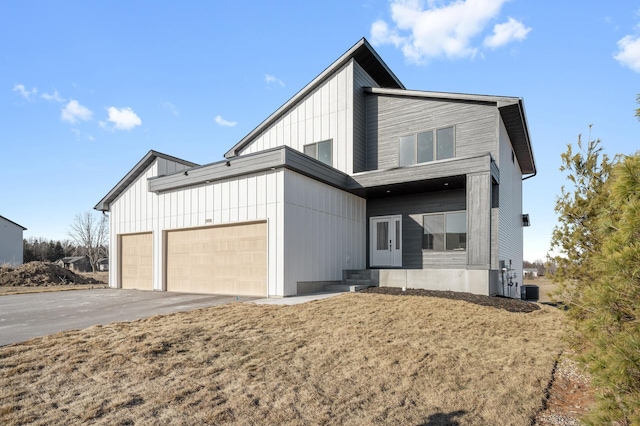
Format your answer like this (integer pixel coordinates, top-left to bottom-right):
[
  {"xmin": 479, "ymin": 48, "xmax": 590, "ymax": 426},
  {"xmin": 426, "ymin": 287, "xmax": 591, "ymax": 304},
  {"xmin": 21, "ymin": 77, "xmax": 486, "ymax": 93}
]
[{"xmin": 251, "ymin": 291, "xmax": 344, "ymax": 305}]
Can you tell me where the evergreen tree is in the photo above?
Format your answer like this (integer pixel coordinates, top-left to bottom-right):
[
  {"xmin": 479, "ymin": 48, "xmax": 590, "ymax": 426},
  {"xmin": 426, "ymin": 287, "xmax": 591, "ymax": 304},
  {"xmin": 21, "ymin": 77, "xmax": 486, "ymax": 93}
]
[
  {"xmin": 577, "ymin": 153, "xmax": 640, "ymax": 425},
  {"xmin": 552, "ymin": 135, "xmax": 640, "ymax": 424},
  {"xmin": 550, "ymin": 132, "xmax": 613, "ymax": 310}
]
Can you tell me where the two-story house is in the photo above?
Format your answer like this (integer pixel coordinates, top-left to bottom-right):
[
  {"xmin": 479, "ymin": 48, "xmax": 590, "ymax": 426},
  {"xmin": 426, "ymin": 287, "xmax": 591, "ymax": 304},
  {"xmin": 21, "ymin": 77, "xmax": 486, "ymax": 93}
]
[{"xmin": 95, "ymin": 38, "xmax": 535, "ymax": 298}]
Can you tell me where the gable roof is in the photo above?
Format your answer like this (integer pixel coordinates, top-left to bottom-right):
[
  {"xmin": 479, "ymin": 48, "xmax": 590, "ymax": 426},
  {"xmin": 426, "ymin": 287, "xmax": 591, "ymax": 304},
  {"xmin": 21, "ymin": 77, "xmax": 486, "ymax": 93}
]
[
  {"xmin": 0, "ymin": 215, "xmax": 27, "ymax": 230},
  {"xmin": 364, "ymin": 87, "xmax": 536, "ymax": 176},
  {"xmin": 224, "ymin": 38, "xmax": 404, "ymax": 159},
  {"xmin": 95, "ymin": 150, "xmax": 199, "ymax": 211}
]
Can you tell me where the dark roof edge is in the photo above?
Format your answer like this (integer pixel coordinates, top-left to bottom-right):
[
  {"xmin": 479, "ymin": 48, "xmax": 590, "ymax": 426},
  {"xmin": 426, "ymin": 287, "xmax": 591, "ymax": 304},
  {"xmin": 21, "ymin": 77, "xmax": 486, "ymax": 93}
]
[
  {"xmin": 0, "ymin": 215, "xmax": 27, "ymax": 230},
  {"xmin": 224, "ymin": 38, "xmax": 404, "ymax": 159},
  {"xmin": 515, "ymin": 99, "xmax": 536, "ymax": 176},
  {"xmin": 94, "ymin": 150, "xmax": 199, "ymax": 211}
]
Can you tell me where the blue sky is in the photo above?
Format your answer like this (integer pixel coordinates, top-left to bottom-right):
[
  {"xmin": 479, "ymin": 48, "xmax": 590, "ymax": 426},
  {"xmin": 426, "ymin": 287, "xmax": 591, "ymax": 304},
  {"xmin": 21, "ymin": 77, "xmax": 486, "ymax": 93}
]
[{"xmin": 1, "ymin": 1, "xmax": 638, "ymax": 262}]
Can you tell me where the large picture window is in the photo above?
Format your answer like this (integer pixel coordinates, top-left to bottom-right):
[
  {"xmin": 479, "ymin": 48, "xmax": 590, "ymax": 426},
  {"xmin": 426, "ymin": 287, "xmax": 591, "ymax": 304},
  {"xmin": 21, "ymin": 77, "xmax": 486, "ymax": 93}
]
[
  {"xmin": 304, "ymin": 140, "xmax": 332, "ymax": 166},
  {"xmin": 399, "ymin": 126, "xmax": 454, "ymax": 166},
  {"xmin": 423, "ymin": 211, "xmax": 466, "ymax": 251}
]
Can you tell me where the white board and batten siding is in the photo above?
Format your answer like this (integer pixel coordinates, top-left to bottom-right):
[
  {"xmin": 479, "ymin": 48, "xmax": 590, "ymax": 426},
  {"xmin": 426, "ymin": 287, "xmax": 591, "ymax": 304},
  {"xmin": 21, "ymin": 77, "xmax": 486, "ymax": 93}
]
[
  {"xmin": 240, "ymin": 59, "xmax": 376, "ymax": 174},
  {"xmin": 109, "ymin": 158, "xmax": 192, "ymax": 289},
  {"xmin": 282, "ymin": 170, "xmax": 366, "ymax": 295},
  {"xmin": 110, "ymin": 157, "xmax": 286, "ymax": 296},
  {"xmin": 497, "ymin": 117, "xmax": 524, "ymax": 283}
]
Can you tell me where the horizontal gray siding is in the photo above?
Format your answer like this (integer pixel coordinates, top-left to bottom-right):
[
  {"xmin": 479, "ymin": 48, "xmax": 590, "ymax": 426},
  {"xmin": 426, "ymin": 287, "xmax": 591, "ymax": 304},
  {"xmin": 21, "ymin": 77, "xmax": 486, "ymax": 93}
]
[
  {"xmin": 353, "ymin": 61, "xmax": 379, "ymax": 173},
  {"xmin": 367, "ymin": 189, "xmax": 466, "ymax": 269},
  {"xmin": 366, "ymin": 95, "xmax": 497, "ymax": 171}
]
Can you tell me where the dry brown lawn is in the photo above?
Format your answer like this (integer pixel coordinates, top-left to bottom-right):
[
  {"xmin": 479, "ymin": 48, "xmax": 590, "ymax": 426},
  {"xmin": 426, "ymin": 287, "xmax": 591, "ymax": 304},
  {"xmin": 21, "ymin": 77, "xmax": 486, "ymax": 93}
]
[{"xmin": 0, "ymin": 293, "xmax": 567, "ymax": 425}]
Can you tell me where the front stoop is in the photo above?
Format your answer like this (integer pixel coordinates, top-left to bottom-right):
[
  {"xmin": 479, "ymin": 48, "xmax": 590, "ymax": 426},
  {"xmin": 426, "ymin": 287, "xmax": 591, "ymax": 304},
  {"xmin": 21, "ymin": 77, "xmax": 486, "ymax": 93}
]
[{"xmin": 323, "ymin": 269, "xmax": 380, "ymax": 293}]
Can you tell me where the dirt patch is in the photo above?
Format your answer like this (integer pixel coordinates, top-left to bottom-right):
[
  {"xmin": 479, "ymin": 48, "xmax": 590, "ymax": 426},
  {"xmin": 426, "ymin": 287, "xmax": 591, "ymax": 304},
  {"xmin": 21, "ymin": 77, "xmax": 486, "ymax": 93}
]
[
  {"xmin": 533, "ymin": 354, "xmax": 596, "ymax": 425},
  {"xmin": 0, "ymin": 262, "xmax": 105, "ymax": 287},
  {"xmin": 0, "ymin": 293, "xmax": 567, "ymax": 425},
  {"xmin": 359, "ymin": 286, "xmax": 540, "ymax": 313}
]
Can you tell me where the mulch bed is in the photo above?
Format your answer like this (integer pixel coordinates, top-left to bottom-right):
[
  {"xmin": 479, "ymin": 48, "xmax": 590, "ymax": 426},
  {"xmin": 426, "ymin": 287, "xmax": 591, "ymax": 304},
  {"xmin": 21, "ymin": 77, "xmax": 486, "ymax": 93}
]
[{"xmin": 359, "ymin": 286, "xmax": 540, "ymax": 313}]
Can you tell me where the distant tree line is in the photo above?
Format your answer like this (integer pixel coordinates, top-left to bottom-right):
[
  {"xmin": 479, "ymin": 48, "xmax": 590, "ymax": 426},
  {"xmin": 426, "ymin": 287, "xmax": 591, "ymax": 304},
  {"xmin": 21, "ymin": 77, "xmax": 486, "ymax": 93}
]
[
  {"xmin": 23, "ymin": 238, "xmax": 79, "ymax": 263},
  {"xmin": 522, "ymin": 259, "xmax": 558, "ymax": 278},
  {"xmin": 22, "ymin": 211, "xmax": 109, "ymax": 273}
]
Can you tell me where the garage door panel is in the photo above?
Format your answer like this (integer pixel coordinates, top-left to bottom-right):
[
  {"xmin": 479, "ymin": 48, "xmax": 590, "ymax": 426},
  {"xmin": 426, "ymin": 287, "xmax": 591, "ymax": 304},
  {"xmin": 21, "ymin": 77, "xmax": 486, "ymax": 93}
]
[
  {"xmin": 166, "ymin": 222, "xmax": 267, "ymax": 296},
  {"xmin": 120, "ymin": 233, "xmax": 153, "ymax": 290}
]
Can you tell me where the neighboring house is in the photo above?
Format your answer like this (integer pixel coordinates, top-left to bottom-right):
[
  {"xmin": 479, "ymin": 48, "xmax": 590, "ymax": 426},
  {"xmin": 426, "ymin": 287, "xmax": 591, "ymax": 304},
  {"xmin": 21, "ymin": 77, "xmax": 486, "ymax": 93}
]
[
  {"xmin": 523, "ymin": 268, "xmax": 538, "ymax": 278},
  {"xmin": 0, "ymin": 215, "xmax": 27, "ymax": 267},
  {"xmin": 95, "ymin": 38, "xmax": 535, "ymax": 298},
  {"xmin": 57, "ymin": 256, "xmax": 92, "ymax": 273},
  {"xmin": 97, "ymin": 257, "xmax": 109, "ymax": 272}
]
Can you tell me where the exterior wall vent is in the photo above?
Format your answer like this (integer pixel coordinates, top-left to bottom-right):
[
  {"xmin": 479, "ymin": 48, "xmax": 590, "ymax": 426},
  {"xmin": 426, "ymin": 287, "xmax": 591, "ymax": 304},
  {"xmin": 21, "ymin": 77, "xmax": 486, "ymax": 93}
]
[{"xmin": 522, "ymin": 214, "xmax": 530, "ymax": 227}]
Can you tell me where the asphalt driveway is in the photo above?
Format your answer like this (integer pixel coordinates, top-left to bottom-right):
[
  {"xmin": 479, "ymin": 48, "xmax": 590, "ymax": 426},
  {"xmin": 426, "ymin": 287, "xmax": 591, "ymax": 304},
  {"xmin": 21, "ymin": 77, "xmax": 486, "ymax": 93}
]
[{"xmin": 0, "ymin": 289, "xmax": 258, "ymax": 346}]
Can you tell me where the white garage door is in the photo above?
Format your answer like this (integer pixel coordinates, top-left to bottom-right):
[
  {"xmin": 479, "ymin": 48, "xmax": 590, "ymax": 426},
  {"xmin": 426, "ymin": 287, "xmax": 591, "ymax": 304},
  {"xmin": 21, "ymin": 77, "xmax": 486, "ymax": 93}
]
[
  {"xmin": 166, "ymin": 221, "xmax": 267, "ymax": 296},
  {"xmin": 120, "ymin": 233, "xmax": 153, "ymax": 290}
]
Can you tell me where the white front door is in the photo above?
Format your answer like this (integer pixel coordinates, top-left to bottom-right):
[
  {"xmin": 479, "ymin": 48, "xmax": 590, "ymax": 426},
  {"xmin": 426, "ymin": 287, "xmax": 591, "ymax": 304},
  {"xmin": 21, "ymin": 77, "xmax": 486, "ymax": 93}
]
[{"xmin": 370, "ymin": 215, "xmax": 402, "ymax": 267}]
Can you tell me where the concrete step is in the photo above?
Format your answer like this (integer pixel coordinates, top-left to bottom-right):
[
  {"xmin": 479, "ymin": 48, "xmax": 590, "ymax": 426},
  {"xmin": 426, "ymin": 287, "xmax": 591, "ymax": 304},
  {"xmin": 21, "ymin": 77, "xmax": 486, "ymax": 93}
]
[
  {"xmin": 323, "ymin": 284, "xmax": 374, "ymax": 293},
  {"xmin": 346, "ymin": 279, "xmax": 373, "ymax": 286},
  {"xmin": 323, "ymin": 284, "xmax": 352, "ymax": 293}
]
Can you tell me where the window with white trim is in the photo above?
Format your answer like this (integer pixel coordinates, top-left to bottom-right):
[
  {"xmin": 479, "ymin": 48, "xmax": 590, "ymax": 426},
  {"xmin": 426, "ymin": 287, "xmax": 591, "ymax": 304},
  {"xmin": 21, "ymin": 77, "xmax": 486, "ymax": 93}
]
[
  {"xmin": 423, "ymin": 211, "xmax": 466, "ymax": 251},
  {"xmin": 304, "ymin": 139, "xmax": 332, "ymax": 166},
  {"xmin": 399, "ymin": 126, "xmax": 454, "ymax": 166}
]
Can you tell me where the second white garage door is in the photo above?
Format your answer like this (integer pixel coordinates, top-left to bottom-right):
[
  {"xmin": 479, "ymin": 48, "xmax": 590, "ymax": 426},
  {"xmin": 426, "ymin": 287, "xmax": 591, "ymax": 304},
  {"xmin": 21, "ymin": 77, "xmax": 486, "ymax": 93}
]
[{"xmin": 166, "ymin": 221, "xmax": 267, "ymax": 296}]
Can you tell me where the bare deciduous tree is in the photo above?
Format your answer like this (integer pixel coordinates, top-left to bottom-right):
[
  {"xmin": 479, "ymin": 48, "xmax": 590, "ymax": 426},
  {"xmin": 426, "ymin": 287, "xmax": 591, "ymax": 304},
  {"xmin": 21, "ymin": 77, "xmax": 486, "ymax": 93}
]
[{"xmin": 68, "ymin": 211, "xmax": 108, "ymax": 272}]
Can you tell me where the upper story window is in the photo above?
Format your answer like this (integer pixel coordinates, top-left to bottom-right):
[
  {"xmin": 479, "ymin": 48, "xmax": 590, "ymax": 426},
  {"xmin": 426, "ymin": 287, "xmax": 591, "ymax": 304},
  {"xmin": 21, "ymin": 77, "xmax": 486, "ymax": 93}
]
[
  {"xmin": 304, "ymin": 139, "xmax": 332, "ymax": 166},
  {"xmin": 423, "ymin": 211, "xmax": 466, "ymax": 251},
  {"xmin": 399, "ymin": 126, "xmax": 455, "ymax": 166}
]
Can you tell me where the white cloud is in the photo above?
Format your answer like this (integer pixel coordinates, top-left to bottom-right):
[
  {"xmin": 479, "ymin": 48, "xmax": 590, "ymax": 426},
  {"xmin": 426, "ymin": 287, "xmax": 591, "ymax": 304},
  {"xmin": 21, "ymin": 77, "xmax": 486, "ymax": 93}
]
[
  {"xmin": 13, "ymin": 84, "xmax": 38, "ymax": 100},
  {"xmin": 614, "ymin": 34, "xmax": 640, "ymax": 72},
  {"xmin": 214, "ymin": 115, "xmax": 237, "ymax": 127},
  {"xmin": 371, "ymin": 0, "xmax": 528, "ymax": 63},
  {"xmin": 61, "ymin": 99, "xmax": 93, "ymax": 123},
  {"xmin": 105, "ymin": 106, "xmax": 142, "ymax": 130},
  {"xmin": 484, "ymin": 17, "xmax": 531, "ymax": 48},
  {"xmin": 265, "ymin": 74, "xmax": 285, "ymax": 87},
  {"xmin": 41, "ymin": 90, "xmax": 65, "ymax": 103},
  {"xmin": 162, "ymin": 101, "xmax": 179, "ymax": 116}
]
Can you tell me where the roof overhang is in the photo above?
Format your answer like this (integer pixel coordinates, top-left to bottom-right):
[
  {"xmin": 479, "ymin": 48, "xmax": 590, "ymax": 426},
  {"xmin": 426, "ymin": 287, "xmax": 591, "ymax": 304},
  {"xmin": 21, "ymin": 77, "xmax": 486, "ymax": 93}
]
[
  {"xmin": 0, "ymin": 215, "xmax": 27, "ymax": 230},
  {"xmin": 94, "ymin": 150, "xmax": 199, "ymax": 211},
  {"xmin": 347, "ymin": 153, "xmax": 496, "ymax": 198},
  {"xmin": 224, "ymin": 38, "xmax": 404, "ymax": 159},
  {"xmin": 364, "ymin": 87, "xmax": 536, "ymax": 176},
  {"xmin": 149, "ymin": 147, "xmax": 497, "ymax": 204},
  {"xmin": 149, "ymin": 146, "xmax": 351, "ymax": 194}
]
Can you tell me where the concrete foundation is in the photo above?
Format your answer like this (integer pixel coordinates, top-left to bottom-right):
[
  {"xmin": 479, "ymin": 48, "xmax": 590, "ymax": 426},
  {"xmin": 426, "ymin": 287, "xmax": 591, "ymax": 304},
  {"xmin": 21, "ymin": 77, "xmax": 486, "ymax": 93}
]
[{"xmin": 378, "ymin": 269, "xmax": 500, "ymax": 296}]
